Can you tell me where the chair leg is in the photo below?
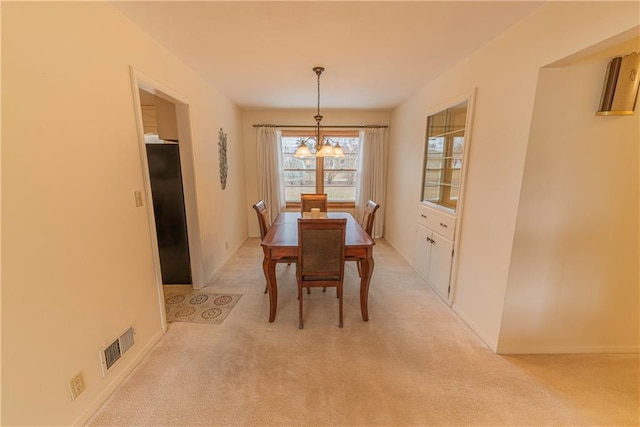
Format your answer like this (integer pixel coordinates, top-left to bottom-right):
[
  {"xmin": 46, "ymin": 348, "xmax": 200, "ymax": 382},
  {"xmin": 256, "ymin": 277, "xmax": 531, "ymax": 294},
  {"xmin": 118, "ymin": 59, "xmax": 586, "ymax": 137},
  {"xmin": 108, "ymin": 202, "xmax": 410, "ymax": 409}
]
[
  {"xmin": 338, "ymin": 284, "xmax": 343, "ymax": 328},
  {"xmin": 264, "ymin": 283, "xmax": 268, "ymax": 294},
  {"xmin": 356, "ymin": 261, "xmax": 362, "ymax": 278},
  {"xmin": 298, "ymin": 285, "xmax": 304, "ymax": 329},
  {"xmin": 322, "ymin": 287, "xmax": 337, "ymax": 297}
]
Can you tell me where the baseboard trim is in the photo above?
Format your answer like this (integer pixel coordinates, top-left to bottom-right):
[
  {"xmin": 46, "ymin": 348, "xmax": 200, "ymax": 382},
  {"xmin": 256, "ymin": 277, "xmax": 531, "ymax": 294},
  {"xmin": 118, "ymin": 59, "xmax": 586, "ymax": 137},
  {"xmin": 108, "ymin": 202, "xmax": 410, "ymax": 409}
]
[
  {"xmin": 372, "ymin": 238, "xmax": 640, "ymax": 356},
  {"xmin": 496, "ymin": 344, "xmax": 640, "ymax": 354},
  {"xmin": 451, "ymin": 303, "xmax": 498, "ymax": 352},
  {"xmin": 73, "ymin": 328, "xmax": 165, "ymax": 426},
  {"xmin": 385, "ymin": 238, "xmax": 499, "ymax": 353},
  {"xmin": 199, "ymin": 238, "xmax": 249, "ymax": 289},
  {"xmin": 202, "ymin": 255, "xmax": 228, "ymax": 289}
]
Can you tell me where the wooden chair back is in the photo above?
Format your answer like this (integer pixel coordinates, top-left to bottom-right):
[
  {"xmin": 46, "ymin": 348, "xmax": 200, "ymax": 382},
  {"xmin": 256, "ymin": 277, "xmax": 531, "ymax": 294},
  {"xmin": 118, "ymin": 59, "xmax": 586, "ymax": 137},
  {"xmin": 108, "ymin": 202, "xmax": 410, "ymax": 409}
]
[
  {"xmin": 296, "ymin": 218, "xmax": 347, "ymax": 328},
  {"xmin": 361, "ymin": 200, "xmax": 381, "ymax": 237},
  {"xmin": 253, "ymin": 200, "xmax": 295, "ymax": 293},
  {"xmin": 252, "ymin": 200, "xmax": 270, "ymax": 240},
  {"xmin": 300, "ymin": 193, "xmax": 328, "ymax": 213}
]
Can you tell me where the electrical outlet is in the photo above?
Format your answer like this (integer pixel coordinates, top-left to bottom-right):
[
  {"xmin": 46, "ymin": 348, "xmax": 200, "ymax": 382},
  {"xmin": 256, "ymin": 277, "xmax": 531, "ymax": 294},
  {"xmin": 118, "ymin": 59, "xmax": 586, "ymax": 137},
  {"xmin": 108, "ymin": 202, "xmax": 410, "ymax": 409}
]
[
  {"xmin": 134, "ymin": 191, "xmax": 144, "ymax": 207},
  {"xmin": 69, "ymin": 372, "xmax": 86, "ymax": 400}
]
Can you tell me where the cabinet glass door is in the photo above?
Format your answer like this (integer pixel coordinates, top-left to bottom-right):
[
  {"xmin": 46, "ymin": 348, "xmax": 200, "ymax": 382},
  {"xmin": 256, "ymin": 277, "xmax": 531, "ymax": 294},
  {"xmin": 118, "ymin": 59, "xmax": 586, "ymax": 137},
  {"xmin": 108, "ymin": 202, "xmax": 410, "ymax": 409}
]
[{"xmin": 421, "ymin": 100, "xmax": 468, "ymax": 211}]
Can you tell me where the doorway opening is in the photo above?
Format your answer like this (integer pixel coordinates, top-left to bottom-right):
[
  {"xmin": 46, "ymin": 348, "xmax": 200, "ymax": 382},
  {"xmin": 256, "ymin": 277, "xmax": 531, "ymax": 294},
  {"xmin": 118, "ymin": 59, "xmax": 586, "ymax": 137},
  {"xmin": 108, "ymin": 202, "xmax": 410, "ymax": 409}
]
[
  {"xmin": 130, "ymin": 68, "xmax": 204, "ymax": 329},
  {"xmin": 139, "ymin": 89, "xmax": 192, "ymax": 284}
]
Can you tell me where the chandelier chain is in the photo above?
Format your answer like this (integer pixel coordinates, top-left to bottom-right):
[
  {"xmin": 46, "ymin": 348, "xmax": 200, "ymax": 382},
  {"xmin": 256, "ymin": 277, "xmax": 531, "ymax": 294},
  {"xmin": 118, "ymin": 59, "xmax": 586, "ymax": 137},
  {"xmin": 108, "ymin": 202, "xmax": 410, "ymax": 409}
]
[
  {"xmin": 294, "ymin": 66, "xmax": 344, "ymax": 159},
  {"xmin": 313, "ymin": 66, "xmax": 324, "ymax": 126}
]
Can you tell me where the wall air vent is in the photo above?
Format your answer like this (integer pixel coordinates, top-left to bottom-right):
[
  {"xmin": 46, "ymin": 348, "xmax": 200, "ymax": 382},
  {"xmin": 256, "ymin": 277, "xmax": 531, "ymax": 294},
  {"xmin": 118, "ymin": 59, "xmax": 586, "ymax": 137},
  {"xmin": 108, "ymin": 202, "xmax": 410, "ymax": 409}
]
[
  {"xmin": 103, "ymin": 340, "xmax": 121, "ymax": 371},
  {"xmin": 119, "ymin": 327, "xmax": 135, "ymax": 354},
  {"xmin": 99, "ymin": 326, "xmax": 135, "ymax": 377}
]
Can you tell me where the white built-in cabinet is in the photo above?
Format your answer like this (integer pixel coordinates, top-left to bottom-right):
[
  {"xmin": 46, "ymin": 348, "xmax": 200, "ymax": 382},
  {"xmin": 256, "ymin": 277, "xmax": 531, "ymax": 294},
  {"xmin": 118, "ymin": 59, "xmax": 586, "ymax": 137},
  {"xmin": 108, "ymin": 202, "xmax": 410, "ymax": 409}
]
[
  {"xmin": 414, "ymin": 91, "xmax": 474, "ymax": 304},
  {"xmin": 414, "ymin": 204, "xmax": 456, "ymax": 302}
]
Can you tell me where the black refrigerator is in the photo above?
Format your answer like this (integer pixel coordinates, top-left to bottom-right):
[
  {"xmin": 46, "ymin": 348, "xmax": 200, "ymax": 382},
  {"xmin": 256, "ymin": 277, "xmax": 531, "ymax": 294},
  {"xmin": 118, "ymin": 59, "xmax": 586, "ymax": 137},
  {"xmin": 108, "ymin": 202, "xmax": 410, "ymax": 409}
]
[{"xmin": 146, "ymin": 143, "xmax": 192, "ymax": 285}]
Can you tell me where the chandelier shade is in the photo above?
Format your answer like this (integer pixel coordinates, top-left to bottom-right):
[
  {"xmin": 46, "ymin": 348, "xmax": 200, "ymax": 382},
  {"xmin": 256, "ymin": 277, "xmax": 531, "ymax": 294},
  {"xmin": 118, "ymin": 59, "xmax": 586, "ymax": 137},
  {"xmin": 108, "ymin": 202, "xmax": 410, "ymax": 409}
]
[
  {"xmin": 332, "ymin": 141, "xmax": 345, "ymax": 157},
  {"xmin": 293, "ymin": 139, "xmax": 312, "ymax": 158}
]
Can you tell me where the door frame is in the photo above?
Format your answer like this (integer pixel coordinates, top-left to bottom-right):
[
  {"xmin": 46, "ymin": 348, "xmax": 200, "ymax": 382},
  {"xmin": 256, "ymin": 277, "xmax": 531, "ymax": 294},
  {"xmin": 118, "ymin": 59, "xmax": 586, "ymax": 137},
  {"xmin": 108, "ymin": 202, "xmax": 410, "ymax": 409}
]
[{"xmin": 129, "ymin": 67, "xmax": 204, "ymax": 331}]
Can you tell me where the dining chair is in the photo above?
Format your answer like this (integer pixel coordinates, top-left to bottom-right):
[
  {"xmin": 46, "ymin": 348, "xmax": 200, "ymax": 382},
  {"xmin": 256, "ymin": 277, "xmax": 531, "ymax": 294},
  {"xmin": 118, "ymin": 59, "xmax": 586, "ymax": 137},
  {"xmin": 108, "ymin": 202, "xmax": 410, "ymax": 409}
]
[
  {"xmin": 319, "ymin": 200, "xmax": 381, "ymax": 294},
  {"xmin": 361, "ymin": 200, "xmax": 381, "ymax": 237},
  {"xmin": 348, "ymin": 200, "xmax": 380, "ymax": 277},
  {"xmin": 252, "ymin": 200, "xmax": 295, "ymax": 293},
  {"xmin": 296, "ymin": 218, "xmax": 347, "ymax": 329},
  {"xmin": 300, "ymin": 193, "xmax": 328, "ymax": 213},
  {"xmin": 252, "ymin": 200, "xmax": 270, "ymax": 241}
]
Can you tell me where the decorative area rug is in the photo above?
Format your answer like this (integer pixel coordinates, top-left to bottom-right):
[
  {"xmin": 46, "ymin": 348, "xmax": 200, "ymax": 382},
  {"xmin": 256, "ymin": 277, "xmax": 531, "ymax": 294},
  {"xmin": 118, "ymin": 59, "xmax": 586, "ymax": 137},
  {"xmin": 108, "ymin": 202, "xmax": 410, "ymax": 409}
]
[{"xmin": 163, "ymin": 286, "xmax": 242, "ymax": 325}]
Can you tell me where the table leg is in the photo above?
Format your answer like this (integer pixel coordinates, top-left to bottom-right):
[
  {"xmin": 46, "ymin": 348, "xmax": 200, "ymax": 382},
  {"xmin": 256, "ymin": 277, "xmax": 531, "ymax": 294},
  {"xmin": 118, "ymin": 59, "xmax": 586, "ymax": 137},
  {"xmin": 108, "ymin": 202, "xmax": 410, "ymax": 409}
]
[
  {"xmin": 359, "ymin": 248, "xmax": 374, "ymax": 321},
  {"xmin": 264, "ymin": 254, "xmax": 278, "ymax": 322}
]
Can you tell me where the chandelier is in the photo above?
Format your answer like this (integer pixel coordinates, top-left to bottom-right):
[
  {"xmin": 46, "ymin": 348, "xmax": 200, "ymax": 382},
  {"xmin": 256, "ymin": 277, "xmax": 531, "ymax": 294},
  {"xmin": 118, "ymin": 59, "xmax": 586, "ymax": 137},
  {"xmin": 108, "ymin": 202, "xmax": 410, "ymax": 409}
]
[{"xmin": 294, "ymin": 67, "xmax": 345, "ymax": 158}]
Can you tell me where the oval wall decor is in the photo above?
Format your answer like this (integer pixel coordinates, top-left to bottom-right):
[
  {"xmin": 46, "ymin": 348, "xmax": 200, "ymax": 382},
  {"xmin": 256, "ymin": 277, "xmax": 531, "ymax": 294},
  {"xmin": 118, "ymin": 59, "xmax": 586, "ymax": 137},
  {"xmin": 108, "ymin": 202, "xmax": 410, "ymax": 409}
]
[{"xmin": 218, "ymin": 128, "xmax": 228, "ymax": 190}]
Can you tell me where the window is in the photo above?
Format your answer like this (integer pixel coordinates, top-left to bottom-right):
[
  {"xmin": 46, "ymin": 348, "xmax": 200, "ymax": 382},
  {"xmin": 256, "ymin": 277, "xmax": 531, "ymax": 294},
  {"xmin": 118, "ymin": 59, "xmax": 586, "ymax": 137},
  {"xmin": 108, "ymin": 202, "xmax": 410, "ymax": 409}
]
[{"xmin": 281, "ymin": 130, "xmax": 360, "ymax": 204}]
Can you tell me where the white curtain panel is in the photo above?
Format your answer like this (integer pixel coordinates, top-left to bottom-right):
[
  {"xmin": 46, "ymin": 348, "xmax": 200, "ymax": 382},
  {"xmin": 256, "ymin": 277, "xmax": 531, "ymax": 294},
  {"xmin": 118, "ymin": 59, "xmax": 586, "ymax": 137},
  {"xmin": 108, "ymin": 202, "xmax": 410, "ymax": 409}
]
[
  {"xmin": 257, "ymin": 127, "xmax": 284, "ymax": 224},
  {"xmin": 356, "ymin": 128, "xmax": 386, "ymax": 238}
]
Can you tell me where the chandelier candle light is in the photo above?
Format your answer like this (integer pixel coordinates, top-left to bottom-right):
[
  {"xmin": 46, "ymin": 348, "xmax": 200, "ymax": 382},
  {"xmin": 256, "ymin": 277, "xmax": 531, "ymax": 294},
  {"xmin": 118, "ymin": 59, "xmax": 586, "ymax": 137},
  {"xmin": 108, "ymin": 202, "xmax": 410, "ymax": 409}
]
[{"xmin": 294, "ymin": 67, "xmax": 345, "ymax": 158}]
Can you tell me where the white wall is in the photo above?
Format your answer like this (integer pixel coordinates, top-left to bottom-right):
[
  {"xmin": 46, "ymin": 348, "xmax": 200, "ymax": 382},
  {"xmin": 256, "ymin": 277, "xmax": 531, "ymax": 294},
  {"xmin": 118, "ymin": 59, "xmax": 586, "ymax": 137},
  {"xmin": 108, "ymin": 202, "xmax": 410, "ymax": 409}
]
[
  {"xmin": 0, "ymin": 3, "xmax": 4, "ymax": 425},
  {"xmin": 498, "ymin": 36, "xmax": 640, "ymax": 353},
  {"xmin": 2, "ymin": 3, "xmax": 246, "ymax": 425},
  {"xmin": 385, "ymin": 2, "xmax": 639, "ymax": 351},
  {"xmin": 242, "ymin": 109, "xmax": 390, "ymax": 236}
]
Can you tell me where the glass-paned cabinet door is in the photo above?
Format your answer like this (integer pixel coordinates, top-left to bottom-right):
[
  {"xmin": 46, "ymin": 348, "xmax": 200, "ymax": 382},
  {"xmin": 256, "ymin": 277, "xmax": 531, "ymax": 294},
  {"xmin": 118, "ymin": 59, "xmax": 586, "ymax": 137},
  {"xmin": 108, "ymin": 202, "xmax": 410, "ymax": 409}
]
[{"xmin": 421, "ymin": 99, "xmax": 469, "ymax": 211}]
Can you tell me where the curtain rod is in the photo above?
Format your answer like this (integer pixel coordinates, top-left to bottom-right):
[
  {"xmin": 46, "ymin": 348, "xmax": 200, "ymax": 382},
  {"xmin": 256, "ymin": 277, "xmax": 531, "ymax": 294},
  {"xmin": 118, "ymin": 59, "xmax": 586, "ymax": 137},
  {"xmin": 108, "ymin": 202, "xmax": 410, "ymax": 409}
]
[{"xmin": 253, "ymin": 124, "xmax": 388, "ymax": 129}]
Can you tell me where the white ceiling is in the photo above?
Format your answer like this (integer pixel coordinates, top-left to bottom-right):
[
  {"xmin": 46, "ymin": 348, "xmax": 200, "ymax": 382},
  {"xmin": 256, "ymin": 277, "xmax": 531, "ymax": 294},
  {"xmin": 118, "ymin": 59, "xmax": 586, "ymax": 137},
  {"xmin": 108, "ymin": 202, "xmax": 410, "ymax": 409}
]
[{"xmin": 112, "ymin": 1, "xmax": 545, "ymax": 110}]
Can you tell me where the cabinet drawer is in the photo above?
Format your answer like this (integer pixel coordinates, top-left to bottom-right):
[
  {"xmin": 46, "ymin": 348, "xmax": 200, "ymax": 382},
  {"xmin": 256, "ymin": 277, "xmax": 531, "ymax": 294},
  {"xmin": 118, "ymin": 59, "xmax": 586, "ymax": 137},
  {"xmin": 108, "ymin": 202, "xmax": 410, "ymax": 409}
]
[{"xmin": 417, "ymin": 204, "xmax": 456, "ymax": 240}]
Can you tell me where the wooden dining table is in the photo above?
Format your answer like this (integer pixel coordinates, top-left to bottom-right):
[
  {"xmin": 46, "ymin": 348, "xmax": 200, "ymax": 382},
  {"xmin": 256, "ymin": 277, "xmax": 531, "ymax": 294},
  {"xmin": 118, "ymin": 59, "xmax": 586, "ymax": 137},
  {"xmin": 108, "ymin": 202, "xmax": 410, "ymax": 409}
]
[{"xmin": 261, "ymin": 212, "xmax": 375, "ymax": 322}]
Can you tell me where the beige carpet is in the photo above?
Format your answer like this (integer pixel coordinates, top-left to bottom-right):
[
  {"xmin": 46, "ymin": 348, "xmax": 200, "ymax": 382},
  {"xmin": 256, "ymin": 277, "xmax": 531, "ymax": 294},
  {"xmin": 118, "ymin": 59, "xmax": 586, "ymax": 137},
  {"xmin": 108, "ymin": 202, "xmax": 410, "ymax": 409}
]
[
  {"xmin": 163, "ymin": 286, "xmax": 241, "ymax": 325},
  {"xmin": 88, "ymin": 238, "xmax": 639, "ymax": 426}
]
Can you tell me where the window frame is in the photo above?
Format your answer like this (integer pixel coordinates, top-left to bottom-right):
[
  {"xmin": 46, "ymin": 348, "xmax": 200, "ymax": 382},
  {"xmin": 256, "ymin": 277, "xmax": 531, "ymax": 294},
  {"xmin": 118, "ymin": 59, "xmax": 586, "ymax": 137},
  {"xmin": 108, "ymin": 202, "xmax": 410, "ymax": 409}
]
[{"xmin": 281, "ymin": 129, "xmax": 360, "ymax": 208}]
